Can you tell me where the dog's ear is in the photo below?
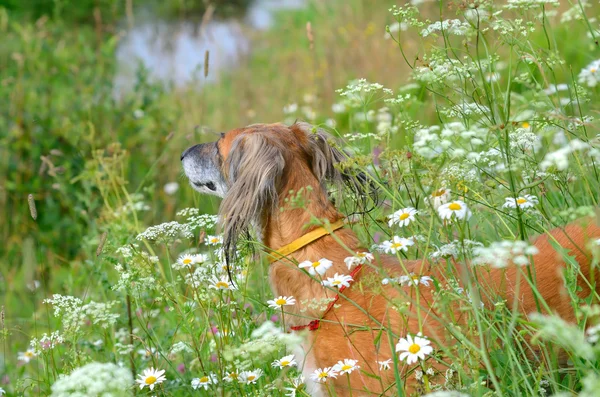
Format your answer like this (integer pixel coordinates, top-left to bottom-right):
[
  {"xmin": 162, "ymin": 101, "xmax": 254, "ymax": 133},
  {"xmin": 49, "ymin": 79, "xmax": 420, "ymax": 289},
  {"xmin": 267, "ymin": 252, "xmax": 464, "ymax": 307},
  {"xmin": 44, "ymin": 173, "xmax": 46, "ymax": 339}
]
[{"xmin": 220, "ymin": 133, "xmax": 285, "ymax": 265}]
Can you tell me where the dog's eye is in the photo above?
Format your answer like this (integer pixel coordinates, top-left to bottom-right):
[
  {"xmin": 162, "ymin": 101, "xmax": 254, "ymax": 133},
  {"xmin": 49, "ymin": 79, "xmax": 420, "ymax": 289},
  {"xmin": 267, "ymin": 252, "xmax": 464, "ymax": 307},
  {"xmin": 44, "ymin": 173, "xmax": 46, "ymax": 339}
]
[{"xmin": 206, "ymin": 182, "xmax": 216, "ymax": 191}]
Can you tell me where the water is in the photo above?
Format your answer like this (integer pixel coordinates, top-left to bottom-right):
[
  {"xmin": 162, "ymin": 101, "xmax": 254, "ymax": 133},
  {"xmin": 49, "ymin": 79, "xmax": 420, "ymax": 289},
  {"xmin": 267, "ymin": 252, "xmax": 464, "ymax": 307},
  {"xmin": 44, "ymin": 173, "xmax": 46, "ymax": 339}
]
[{"xmin": 114, "ymin": 0, "xmax": 306, "ymax": 94}]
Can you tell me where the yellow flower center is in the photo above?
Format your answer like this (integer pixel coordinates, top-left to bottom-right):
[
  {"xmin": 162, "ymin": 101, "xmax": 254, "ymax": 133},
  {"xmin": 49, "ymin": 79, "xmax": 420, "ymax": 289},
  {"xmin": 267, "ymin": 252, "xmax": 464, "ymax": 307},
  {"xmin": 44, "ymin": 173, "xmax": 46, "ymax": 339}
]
[
  {"xmin": 412, "ymin": 276, "xmax": 420, "ymax": 282},
  {"xmin": 275, "ymin": 298, "xmax": 287, "ymax": 305},
  {"xmin": 448, "ymin": 203, "xmax": 462, "ymax": 211},
  {"xmin": 145, "ymin": 376, "xmax": 157, "ymax": 385},
  {"xmin": 215, "ymin": 281, "xmax": 229, "ymax": 289},
  {"xmin": 230, "ymin": 373, "xmax": 238, "ymax": 379},
  {"xmin": 247, "ymin": 375, "xmax": 256, "ymax": 381},
  {"xmin": 211, "ymin": 238, "xmax": 219, "ymax": 243},
  {"xmin": 332, "ymin": 280, "xmax": 341, "ymax": 285},
  {"xmin": 516, "ymin": 198, "xmax": 527, "ymax": 204},
  {"xmin": 183, "ymin": 258, "xmax": 192, "ymax": 264},
  {"xmin": 591, "ymin": 68, "xmax": 597, "ymax": 73},
  {"xmin": 281, "ymin": 360, "xmax": 290, "ymax": 366},
  {"xmin": 391, "ymin": 242, "xmax": 403, "ymax": 249},
  {"xmin": 521, "ymin": 121, "xmax": 530, "ymax": 129},
  {"xmin": 341, "ymin": 364, "xmax": 352, "ymax": 371},
  {"xmin": 432, "ymin": 189, "xmax": 446, "ymax": 197},
  {"xmin": 357, "ymin": 252, "xmax": 365, "ymax": 257},
  {"xmin": 200, "ymin": 376, "xmax": 209, "ymax": 383},
  {"xmin": 408, "ymin": 343, "xmax": 421, "ymax": 354},
  {"xmin": 311, "ymin": 261, "xmax": 320, "ymax": 268},
  {"xmin": 25, "ymin": 351, "xmax": 34, "ymax": 358},
  {"xmin": 399, "ymin": 213, "xmax": 410, "ymax": 220},
  {"xmin": 318, "ymin": 372, "xmax": 328, "ymax": 379}
]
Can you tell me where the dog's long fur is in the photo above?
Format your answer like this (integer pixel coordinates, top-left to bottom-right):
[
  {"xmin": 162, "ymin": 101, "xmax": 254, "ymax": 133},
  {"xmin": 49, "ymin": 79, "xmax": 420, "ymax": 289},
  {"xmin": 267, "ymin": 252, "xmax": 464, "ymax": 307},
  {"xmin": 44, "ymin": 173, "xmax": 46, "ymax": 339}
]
[{"xmin": 182, "ymin": 122, "xmax": 600, "ymax": 396}]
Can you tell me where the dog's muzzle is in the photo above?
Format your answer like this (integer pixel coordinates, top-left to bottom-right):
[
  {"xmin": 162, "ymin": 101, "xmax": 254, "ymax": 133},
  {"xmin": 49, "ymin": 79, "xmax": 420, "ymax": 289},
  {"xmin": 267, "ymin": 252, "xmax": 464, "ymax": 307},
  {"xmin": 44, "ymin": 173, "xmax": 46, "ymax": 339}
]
[{"xmin": 181, "ymin": 142, "xmax": 227, "ymax": 197}]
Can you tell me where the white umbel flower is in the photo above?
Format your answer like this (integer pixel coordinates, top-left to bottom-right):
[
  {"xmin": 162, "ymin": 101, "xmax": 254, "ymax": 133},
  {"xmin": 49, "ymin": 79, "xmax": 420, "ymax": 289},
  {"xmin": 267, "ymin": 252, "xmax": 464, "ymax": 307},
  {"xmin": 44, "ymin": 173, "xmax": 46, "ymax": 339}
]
[
  {"xmin": 310, "ymin": 367, "xmax": 338, "ymax": 383},
  {"xmin": 503, "ymin": 195, "xmax": 538, "ymax": 209},
  {"xmin": 344, "ymin": 252, "xmax": 374, "ymax": 269},
  {"xmin": 388, "ymin": 207, "xmax": 418, "ymax": 227},
  {"xmin": 381, "ymin": 236, "xmax": 415, "ymax": 254},
  {"xmin": 437, "ymin": 200, "xmax": 472, "ymax": 221},
  {"xmin": 136, "ymin": 367, "xmax": 166, "ymax": 391},
  {"xmin": 272, "ymin": 354, "xmax": 298, "ymax": 369},
  {"xmin": 191, "ymin": 373, "xmax": 218, "ymax": 390},
  {"xmin": 332, "ymin": 358, "xmax": 360, "ymax": 374},
  {"xmin": 322, "ymin": 273, "xmax": 354, "ymax": 289},
  {"xmin": 298, "ymin": 258, "xmax": 333, "ymax": 276},
  {"xmin": 50, "ymin": 362, "xmax": 133, "ymax": 396},
  {"xmin": 395, "ymin": 334, "xmax": 434, "ymax": 365},
  {"xmin": 267, "ymin": 296, "xmax": 296, "ymax": 309},
  {"xmin": 473, "ymin": 240, "xmax": 539, "ymax": 268}
]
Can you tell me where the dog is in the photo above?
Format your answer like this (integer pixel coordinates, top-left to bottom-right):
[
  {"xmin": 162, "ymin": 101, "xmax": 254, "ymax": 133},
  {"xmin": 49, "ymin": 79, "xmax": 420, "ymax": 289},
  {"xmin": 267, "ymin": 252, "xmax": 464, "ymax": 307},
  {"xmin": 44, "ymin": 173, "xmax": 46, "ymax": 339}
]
[{"xmin": 181, "ymin": 122, "xmax": 600, "ymax": 396}]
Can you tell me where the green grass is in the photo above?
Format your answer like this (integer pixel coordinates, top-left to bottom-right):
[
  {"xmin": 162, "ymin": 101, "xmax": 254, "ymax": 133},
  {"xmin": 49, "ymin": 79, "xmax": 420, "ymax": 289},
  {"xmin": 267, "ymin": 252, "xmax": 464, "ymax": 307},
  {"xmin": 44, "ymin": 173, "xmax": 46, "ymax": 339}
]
[{"xmin": 2, "ymin": 0, "xmax": 600, "ymax": 396}]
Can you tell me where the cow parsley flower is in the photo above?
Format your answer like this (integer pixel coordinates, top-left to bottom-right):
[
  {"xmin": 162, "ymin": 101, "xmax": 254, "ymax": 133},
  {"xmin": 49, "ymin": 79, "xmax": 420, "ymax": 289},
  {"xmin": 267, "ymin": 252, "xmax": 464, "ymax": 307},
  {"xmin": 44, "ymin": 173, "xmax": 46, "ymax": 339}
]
[
  {"xmin": 473, "ymin": 240, "xmax": 539, "ymax": 268},
  {"xmin": 381, "ymin": 236, "xmax": 415, "ymax": 254},
  {"xmin": 437, "ymin": 200, "xmax": 472, "ymax": 221},
  {"xmin": 136, "ymin": 221, "xmax": 193, "ymax": 243},
  {"xmin": 50, "ymin": 362, "xmax": 133, "ymax": 397},
  {"xmin": 333, "ymin": 359, "xmax": 360, "ymax": 374},
  {"xmin": 191, "ymin": 374, "xmax": 218, "ymax": 390},
  {"xmin": 310, "ymin": 367, "xmax": 338, "ymax": 383},
  {"xmin": 239, "ymin": 369, "xmax": 263, "ymax": 384},
  {"xmin": 388, "ymin": 207, "xmax": 418, "ymax": 227},
  {"xmin": 322, "ymin": 273, "xmax": 354, "ymax": 289},
  {"xmin": 298, "ymin": 258, "xmax": 333, "ymax": 276},
  {"xmin": 396, "ymin": 334, "xmax": 434, "ymax": 364},
  {"xmin": 421, "ymin": 19, "xmax": 472, "ymax": 37},
  {"xmin": 267, "ymin": 296, "xmax": 296, "ymax": 309},
  {"xmin": 272, "ymin": 354, "xmax": 298, "ymax": 369},
  {"xmin": 344, "ymin": 251, "xmax": 374, "ymax": 269},
  {"xmin": 503, "ymin": 195, "xmax": 539, "ymax": 209},
  {"xmin": 136, "ymin": 367, "xmax": 166, "ymax": 391}
]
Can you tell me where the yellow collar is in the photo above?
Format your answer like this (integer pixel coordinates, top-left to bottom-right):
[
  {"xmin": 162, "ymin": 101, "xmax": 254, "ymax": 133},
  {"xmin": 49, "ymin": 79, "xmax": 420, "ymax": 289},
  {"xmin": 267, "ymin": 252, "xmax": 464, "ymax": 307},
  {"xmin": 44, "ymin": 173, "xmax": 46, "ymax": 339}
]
[{"xmin": 267, "ymin": 219, "xmax": 345, "ymax": 264}]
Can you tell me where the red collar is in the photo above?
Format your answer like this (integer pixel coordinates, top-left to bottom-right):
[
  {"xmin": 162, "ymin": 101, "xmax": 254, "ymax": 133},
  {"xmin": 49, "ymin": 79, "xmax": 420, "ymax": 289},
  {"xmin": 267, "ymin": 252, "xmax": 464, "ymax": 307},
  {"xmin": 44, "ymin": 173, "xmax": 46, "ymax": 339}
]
[{"xmin": 290, "ymin": 264, "xmax": 363, "ymax": 332}]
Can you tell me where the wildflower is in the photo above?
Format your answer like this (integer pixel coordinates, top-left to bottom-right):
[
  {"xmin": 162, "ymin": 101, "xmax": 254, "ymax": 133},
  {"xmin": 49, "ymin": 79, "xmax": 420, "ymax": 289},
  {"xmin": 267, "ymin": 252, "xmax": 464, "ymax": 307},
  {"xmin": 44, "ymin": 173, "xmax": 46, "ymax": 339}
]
[
  {"xmin": 18, "ymin": 349, "xmax": 36, "ymax": 363},
  {"xmin": 239, "ymin": 369, "xmax": 263, "ymax": 384},
  {"xmin": 136, "ymin": 221, "xmax": 193, "ymax": 242},
  {"xmin": 283, "ymin": 103, "xmax": 298, "ymax": 114},
  {"xmin": 223, "ymin": 370, "xmax": 239, "ymax": 382},
  {"xmin": 163, "ymin": 182, "xmax": 179, "ymax": 195},
  {"xmin": 0, "ymin": 387, "xmax": 4, "ymax": 396},
  {"xmin": 272, "ymin": 354, "xmax": 298, "ymax": 369},
  {"xmin": 174, "ymin": 254, "xmax": 195, "ymax": 270},
  {"xmin": 331, "ymin": 103, "xmax": 346, "ymax": 113},
  {"xmin": 396, "ymin": 334, "xmax": 434, "ymax": 365},
  {"xmin": 136, "ymin": 368, "xmax": 166, "ymax": 391},
  {"xmin": 421, "ymin": 19, "xmax": 472, "ymax": 37},
  {"xmin": 503, "ymin": 195, "xmax": 538, "ymax": 210},
  {"xmin": 378, "ymin": 359, "xmax": 393, "ymax": 370},
  {"xmin": 399, "ymin": 274, "xmax": 433, "ymax": 287},
  {"xmin": 333, "ymin": 359, "xmax": 360, "ymax": 374},
  {"xmin": 323, "ymin": 273, "xmax": 354, "ymax": 289},
  {"xmin": 284, "ymin": 375, "xmax": 306, "ymax": 397},
  {"xmin": 437, "ymin": 200, "xmax": 472, "ymax": 221},
  {"xmin": 137, "ymin": 347, "xmax": 156, "ymax": 359},
  {"xmin": 191, "ymin": 373, "xmax": 218, "ymax": 390},
  {"xmin": 205, "ymin": 235, "xmax": 223, "ymax": 245},
  {"xmin": 209, "ymin": 275, "xmax": 236, "ymax": 291},
  {"xmin": 388, "ymin": 207, "xmax": 418, "ymax": 227},
  {"xmin": 310, "ymin": 367, "xmax": 338, "ymax": 383},
  {"xmin": 298, "ymin": 258, "xmax": 333, "ymax": 276},
  {"xmin": 381, "ymin": 236, "xmax": 414, "ymax": 254},
  {"xmin": 267, "ymin": 296, "xmax": 296, "ymax": 309},
  {"xmin": 425, "ymin": 188, "xmax": 451, "ymax": 209},
  {"xmin": 50, "ymin": 362, "xmax": 133, "ymax": 396},
  {"xmin": 473, "ymin": 240, "xmax": 539, "ymax": 268},
  {"xmin": 578, "ymin": 59, "xmax": 600, "ymax": 87},
  {"xmin": 344, "ymin": 251, "xmax": 374, "ymax": 269}
]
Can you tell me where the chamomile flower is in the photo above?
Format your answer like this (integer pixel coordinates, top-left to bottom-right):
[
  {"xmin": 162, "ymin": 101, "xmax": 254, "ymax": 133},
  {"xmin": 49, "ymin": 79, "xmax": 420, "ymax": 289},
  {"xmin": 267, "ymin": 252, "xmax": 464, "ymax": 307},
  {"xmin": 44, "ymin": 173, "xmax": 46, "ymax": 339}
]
[
  {"xmin": 310, "ymin": 367, "xmax": 338, "ymax": 383},
  {"xmin": 344, "ymin": 251, "xmax": 374, "ymax": 269},
  {"xmin": 174, "ymin": 254, "xmax": 195, "ymax": 270},
  {"xmin": 437, "ymin": 200, "xmax": 472, "ymax": 221},
  {"xmin": 388, "ymin": 207, "xmax": 418, "ymax": 227},
  {"xmin": 399, "ymin": 273, "xmax": 434, "ymax": 287},
  {"xmin": 298, "ymin": 258, "xmax": 333, "ymax": 276},
  {"xmin": 267, "ymin": 296, "xmax": 296, "ymax": 309},
  {"xmin": 17, "ymin": 349, "xmax": 36, "ymax": 363},
  {"xmin": 425, "ymin": 188, "xmax": 451, "ymax": 209},
  {"xmin": 333, "ymin": 359, "xmax": 360, "ymax": 374},
  {"xmin": 209, "ymin": 275, "xmax": 237, "ymax": 291},
  {"xmin": 136, "ymin": 367, "xmax": 166, "ymax": 391},
  {"xmin": 578, "ymin": 59, "xmax": 600, "ymax": 88},
  {"xmin": 223, "ymin": 370, "xmax": 239, "ymax": 382},
  {"xmin": 378, "ymin": 359, "xmax": 393, "ymax": 370},
  {"xmin": 239, "ymin": 369, "xmax": 263, "ymax": 384},
  {"xmin": 284, "ymin": 375, "xmax": 306, "ymax": 397},
  {"xmin": 191, "ymin": 373, "xmax": 218, "ymax": 390},
  {"xmin": 192, "ymin": 253, "xmax": 209, "ymax": 265},
  {"xmin": 503, "ymin": 195, "xmax": 538, "ymax": 210},
  {"xmin": 322, "ymin": 273, "xmax": 354, "ymax": 289},
  {"xmin": 272, "ymin": 354, "xmax": 298, "ymax": 369},
  {"xmin": 381, "ymin": 236, "xmax": 414, "ymax": 254},
  {"xmin": 205, "ymin": 235, "xmax": 223, "ymax": 245},
  {"xmin": 395, "ymin": 334, "xmax": 434, "ymax": 365}
]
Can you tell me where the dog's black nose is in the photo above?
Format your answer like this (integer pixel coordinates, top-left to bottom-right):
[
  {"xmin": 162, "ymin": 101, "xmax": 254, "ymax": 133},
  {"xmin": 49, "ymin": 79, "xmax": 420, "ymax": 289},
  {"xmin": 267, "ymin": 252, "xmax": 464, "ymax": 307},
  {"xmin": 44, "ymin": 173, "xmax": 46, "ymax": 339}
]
[{"xmin": 181, "ymin": 145, "xmax": 199, "ymax": 161}]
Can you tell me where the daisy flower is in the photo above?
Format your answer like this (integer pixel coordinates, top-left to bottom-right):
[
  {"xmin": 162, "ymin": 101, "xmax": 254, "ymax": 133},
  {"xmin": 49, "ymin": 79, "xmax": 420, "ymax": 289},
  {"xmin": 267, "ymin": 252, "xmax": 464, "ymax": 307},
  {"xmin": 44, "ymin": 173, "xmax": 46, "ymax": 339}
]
[
  {"xmin": 333, "ymin": 358, "xmax": 360, "ymax": 374},
  {"xmin": 578, "ymin": 59, "xmax": 600, "ymax": 87},
  {"xmin": 381, "ymin": 236, "xmax": 414, "ymax": 254},
  {"xmin": 205, "ymin": 235, "xmax": 223, "ymax": 245},
  {"xmin": 399, "ymin": 273, "xmax": 434, "ymax": 287},
  {"xmin": 344, "ymin": 251, "xmax": 374, "ymax": 269},
  {"xmin": 437, "ymin": 200, "xmax": 472, "ymax": 221},
  {"xmin": 298, "ymin": 258, "xmax": 333, "ymax": 276},
  {"xmin": 310, "ymin": 367, "xmax": 338, "ymax": 383},
  {"xmin": 322, "ymin": 273, "xmax": 354, "ymax": 289},
  {"xmin": 191, "ymin": 373, "xmax": 218, "ymax": 390},
  {"xmin": 272, "ymin": 354, "xmax": 298, "ymax": 369},
  {"xmin": 0, "ymin": 387, "xmax": 5, "ymax": 396},
  {"xmin": 174, "ymin": 254, "xmax": 195, "ymax": 269},
  {"xmin": 388, "ymin": 207, "xmax": 418, "ymax": 227},
  {"xmin": 425, "ymin": 188, "xmax": 451, "ymax": 209},
  {"xmin": 395, "ymin": 334, "xmax": 434, "ymax": 365},
  {"xmin": 193, "ymin": 253, "xmax": 209, "ymax": 264},
  {"xmin": 136, "ymin": 367, "xmax": 166, "ymax": 391},
  {"xmin": 209, "ymin": 275, "xmax": 236, "ymax": 291},
  {"xmin": 503, "ymin": 195, "xmax": 538, "ymax": 210},
  {"xmin": 223, "ymin": 370, "xmax": 239, "ymax": 383},
  {"xmin": 239, "ymin": 369, "xmax": 263, "ymax": 384},
  {"xmin": 17, "ymin": 349, "xmax": 36, "ymax": 363},
  {"xmin": 378, "ymin": 359, "xmax": 393, "ymax": 370},
  {"xmin": 267, "ymin": 296, "xmax": 296, "ymax": 309}
]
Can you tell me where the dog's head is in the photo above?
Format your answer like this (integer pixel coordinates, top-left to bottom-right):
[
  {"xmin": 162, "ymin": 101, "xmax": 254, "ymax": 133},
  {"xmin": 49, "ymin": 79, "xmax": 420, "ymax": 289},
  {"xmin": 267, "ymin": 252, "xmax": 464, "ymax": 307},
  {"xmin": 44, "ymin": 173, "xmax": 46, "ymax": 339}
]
[{"xmin": 181, "ymin": 122, "xmax": 372, "ymax": 263}]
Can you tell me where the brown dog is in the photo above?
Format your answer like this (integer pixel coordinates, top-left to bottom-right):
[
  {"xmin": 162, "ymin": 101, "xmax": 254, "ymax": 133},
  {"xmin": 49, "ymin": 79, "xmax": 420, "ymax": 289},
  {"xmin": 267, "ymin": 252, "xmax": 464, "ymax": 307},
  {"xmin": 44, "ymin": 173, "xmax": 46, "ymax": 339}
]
[{"xmin": 181, "ymin": 122, "xmax": 600, "ymax": 396}]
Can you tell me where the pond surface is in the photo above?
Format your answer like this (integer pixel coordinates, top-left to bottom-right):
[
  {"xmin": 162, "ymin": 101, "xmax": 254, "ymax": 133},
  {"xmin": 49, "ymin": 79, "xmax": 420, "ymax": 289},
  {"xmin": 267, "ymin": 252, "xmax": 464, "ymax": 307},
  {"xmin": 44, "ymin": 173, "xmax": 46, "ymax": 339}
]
[{"xmin": 114, "ymin": 0, "xmax": 306, "ymax": 94}]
